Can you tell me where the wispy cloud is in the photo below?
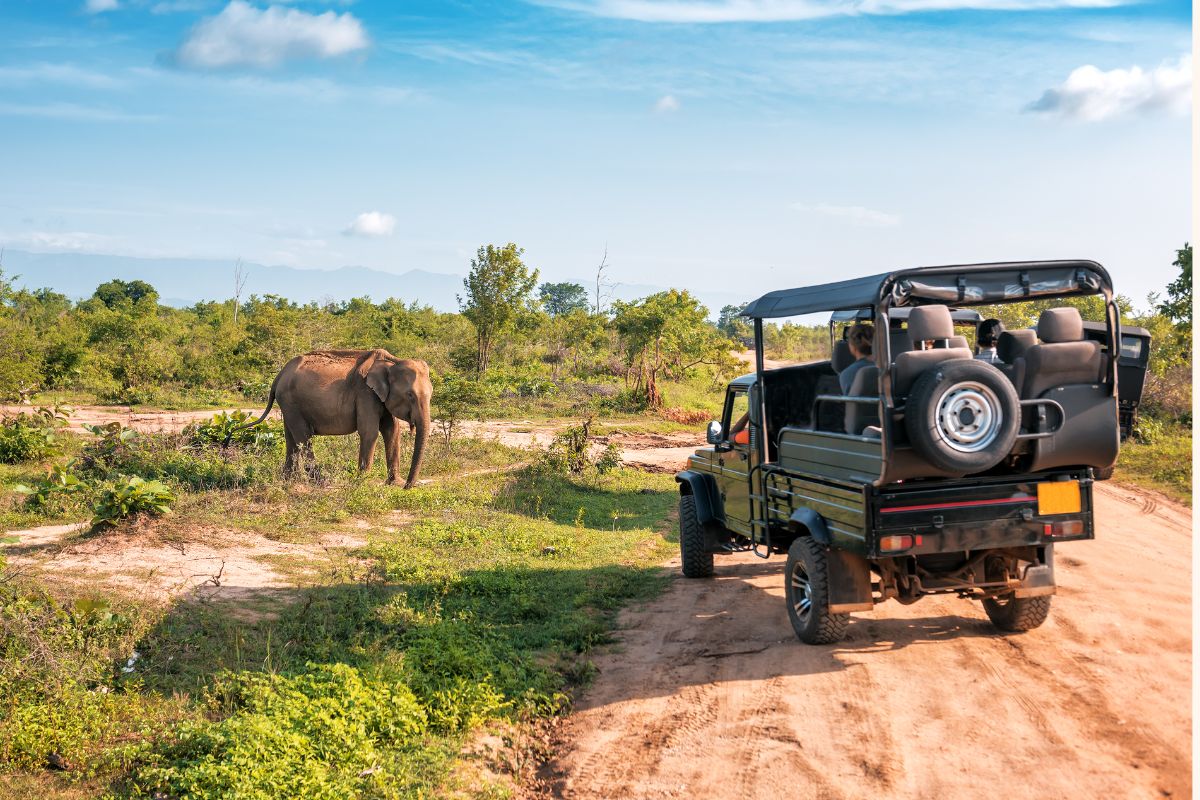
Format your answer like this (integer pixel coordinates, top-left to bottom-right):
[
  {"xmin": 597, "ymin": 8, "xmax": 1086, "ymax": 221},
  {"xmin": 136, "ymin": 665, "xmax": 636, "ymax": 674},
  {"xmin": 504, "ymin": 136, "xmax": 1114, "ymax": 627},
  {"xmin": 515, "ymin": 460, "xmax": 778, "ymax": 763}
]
[
  {"xmin": 343, "ymin": 211, "xmax": 396, "ymax": 238},
  {"xmin": 1026, "ymin": 54, "xmax": 1191, "ymax": 121},
  {"xmin": 0, "ymin": 63, "xmax": 124, "ymax": 90},
  {"xmin": 0, "ymin": 102, "xmax": 156, "ymax": 122},
  {"xmin": 535, "ymin": 0, "xmax": 1122, "ymax": 22},
  {"xmin": 84, "ymin": 0, "xmax": 120, "ymax": 13},
  {"xmin": 792, "ymin": 202, "xmax": 900, "ymax": 227},
  {"xmin": 172, "ymin": 1, "xmax": 369, "ymax": 69},
  {"xmin": 654, "ymin": 94, "xmax": 681, "ymax": 112}
]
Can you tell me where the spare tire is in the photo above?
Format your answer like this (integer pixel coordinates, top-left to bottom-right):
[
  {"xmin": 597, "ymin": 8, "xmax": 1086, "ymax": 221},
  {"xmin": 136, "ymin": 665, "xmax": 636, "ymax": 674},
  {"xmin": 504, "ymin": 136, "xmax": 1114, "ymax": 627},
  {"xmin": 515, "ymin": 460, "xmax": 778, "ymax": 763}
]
[{"xmin": 905, "ymin": 359, "xmax": 1019, "ymax": 474}]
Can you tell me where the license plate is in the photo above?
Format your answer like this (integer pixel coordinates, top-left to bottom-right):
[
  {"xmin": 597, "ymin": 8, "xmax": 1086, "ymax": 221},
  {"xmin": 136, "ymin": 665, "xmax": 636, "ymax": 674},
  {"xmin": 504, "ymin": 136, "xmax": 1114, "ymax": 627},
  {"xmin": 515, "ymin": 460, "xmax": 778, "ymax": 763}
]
[{"xmin": 1037, "ymin": 481, "xmax": 1081, "ymax": 515}]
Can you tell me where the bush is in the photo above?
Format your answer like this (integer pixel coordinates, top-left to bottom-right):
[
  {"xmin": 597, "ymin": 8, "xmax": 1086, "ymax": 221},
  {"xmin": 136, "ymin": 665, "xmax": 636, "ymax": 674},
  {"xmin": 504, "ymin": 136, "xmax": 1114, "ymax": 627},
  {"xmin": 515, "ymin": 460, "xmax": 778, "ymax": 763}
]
[
  {"xmin": 91, "ymin": 475, "xmax": 175, "ymax": 527},
  {"xmin": 0, "ymin": 407, "xmax": 70, "ymax": 464},
  {"xmin": 186, "ymin": 410, "xmax": 279, "ymax": 450},
  {"xmin": 13, "ymin": 461, "xmax": 87, "ymax": 511},
  {"xmin": 128, "ymin": 664, "xmax": 430, "ymax": 799}
]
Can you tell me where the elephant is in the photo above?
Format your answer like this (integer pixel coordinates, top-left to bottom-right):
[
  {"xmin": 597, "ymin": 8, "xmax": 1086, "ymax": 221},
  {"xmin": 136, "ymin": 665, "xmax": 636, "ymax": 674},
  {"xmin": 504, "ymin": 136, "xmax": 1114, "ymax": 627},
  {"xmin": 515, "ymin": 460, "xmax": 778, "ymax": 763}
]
[{"xmin": 234, "ymin": 349, "xmax": 431, "ymax": 488}]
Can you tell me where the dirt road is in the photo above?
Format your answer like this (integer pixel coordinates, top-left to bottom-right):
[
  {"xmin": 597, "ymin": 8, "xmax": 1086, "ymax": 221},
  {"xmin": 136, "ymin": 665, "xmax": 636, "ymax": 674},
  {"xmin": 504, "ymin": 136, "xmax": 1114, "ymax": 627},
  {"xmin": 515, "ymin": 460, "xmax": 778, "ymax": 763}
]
[{"xmin": 543, "ymin": 479, "xmax": 1192, "ymax": 799}]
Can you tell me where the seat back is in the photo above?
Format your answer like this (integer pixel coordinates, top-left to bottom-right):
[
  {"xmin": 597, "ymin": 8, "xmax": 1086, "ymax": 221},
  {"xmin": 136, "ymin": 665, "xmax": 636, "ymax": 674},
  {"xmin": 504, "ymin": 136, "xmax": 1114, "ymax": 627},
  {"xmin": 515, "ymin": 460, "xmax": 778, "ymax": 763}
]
[
  {"xmin": 831, "ymin": 339, "xmax": 854, "ymax": 374},
  {"xmin": 845, "ymin": 365, "xmax": 880, "ymax": 435},
  {"xmin": 1019, "ymin": 309, "xmax": 1103, "ymax": 399},
  {"xmin": 949, "ymin": 335, "xmax": 969, "ymax": 350},
  {"xmin": 889, "ymin": 329, "xmax": 910, "ymax": 360},
  {"xmin": 995, "ymin": 329, "xmax": 1036, "ymax": 389},
  {"xmin": 891, "ymin": 306, "xmax": 972, "ymax": 396}
]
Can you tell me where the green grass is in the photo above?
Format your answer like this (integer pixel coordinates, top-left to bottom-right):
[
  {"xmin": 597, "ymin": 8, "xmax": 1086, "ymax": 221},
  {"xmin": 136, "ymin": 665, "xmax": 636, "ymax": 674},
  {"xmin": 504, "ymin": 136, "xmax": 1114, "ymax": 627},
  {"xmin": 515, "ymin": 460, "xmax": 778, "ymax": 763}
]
[
  {"xmin": 1115, "ymin": 422, "xmax": 1192, "ymax": 506},
  {"xmin": 0, "ymin": 456, "xmax": 679, "ymax": 798}
]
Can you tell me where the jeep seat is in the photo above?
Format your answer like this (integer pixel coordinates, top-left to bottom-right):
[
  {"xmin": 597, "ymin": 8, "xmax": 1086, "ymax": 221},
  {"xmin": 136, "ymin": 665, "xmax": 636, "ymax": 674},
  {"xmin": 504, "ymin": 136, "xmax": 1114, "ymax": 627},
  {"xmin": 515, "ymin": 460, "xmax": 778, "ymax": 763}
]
[
  {"xmin": 1019, "ymin": 308, "xmax": 1103, "ymax": 399},
  {"xmin": 891, "ymin": 306, "xmax": 973, "ymax": 397},
  {"xmin": 996, "ymin": 329, "xmax": 1036, "ymax": 388},
  {"xmin": 831, "ymin": 339, "xmax": 854, "ymax": 374},
  {"xmin": 845, "ymin": 365, "xmax": 880, "ymax": 435}
]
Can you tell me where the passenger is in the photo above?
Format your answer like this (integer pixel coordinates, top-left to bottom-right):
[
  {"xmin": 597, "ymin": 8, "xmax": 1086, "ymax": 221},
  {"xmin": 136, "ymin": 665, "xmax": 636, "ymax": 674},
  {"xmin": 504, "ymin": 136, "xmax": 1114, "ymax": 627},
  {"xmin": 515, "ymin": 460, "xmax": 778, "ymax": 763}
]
[
  {"xmin": 729, "ymin": 412, "xmax": 750, "ymax": 445},
  {"xmin": 975, "ymin": 319, "xmax": 1005, "ymax": 364},
  {"xmin": 838, "ymin": 322, "xmax": 874, "ymax": 394}
]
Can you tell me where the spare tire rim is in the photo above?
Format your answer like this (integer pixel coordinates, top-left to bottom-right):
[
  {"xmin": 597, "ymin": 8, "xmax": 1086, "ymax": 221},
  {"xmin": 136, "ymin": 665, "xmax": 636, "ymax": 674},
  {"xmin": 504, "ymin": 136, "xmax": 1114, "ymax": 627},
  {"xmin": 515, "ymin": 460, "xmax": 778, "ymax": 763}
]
[
  {"xmin": 790, "ymin": 560, "xmax": 812, "ymax": 621},
  {"xmin": 934, "ymin": 381, "xmax": 1003, "ymax": 453}
]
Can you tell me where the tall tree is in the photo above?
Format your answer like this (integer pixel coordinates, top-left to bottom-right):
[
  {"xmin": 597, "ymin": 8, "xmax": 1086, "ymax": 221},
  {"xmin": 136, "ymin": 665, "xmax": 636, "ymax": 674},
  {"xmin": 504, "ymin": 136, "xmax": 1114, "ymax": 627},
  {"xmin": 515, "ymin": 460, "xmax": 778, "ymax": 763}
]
[
  {"xmin": 539, "ymin": 282, "xmax": 589, "ymax": 316},
  {"xmin": 92, "ymin": 279, "xmax": 158, "ymax": 309},
  {"xmin": 1158, "ymin": 243, "xmax": 1192, "ymax": 333},
  {"xmin": 613, "ymin": 289, "xmax": 735, "ymax": 407},
  {"xmin": 459, "ymin": 243, "xmax": 539, "ymax": 374}
]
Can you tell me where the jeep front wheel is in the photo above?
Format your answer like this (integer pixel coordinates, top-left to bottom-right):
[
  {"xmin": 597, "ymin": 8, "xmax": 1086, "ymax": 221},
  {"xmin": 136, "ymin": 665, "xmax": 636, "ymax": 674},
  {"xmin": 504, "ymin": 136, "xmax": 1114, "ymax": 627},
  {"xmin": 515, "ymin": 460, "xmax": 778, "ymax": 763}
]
[
  {"xmin": 785, "ymin": 537, "xmax": 849, "ymax": 644},
  {"xmin": 679, "ymin": 494, "xmax": 713, "ymax": 578}
]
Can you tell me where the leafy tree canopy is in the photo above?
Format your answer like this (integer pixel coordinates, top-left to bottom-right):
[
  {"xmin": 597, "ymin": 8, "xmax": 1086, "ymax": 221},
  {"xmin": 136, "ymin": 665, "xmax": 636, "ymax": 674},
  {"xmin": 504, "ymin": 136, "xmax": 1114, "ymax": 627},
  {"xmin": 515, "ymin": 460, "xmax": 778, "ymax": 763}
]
[{"xmin": 539, "ymin": 282, "xmax": 589, "ymax": 317}]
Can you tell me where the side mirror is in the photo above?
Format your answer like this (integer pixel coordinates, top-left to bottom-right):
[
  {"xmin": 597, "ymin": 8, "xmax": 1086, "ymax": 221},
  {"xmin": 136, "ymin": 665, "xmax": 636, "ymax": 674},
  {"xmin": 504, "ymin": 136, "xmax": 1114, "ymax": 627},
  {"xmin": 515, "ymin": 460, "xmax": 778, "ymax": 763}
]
[{"xmin": 706, "ymin": 420, "xmax": 723, "ymax": 445}]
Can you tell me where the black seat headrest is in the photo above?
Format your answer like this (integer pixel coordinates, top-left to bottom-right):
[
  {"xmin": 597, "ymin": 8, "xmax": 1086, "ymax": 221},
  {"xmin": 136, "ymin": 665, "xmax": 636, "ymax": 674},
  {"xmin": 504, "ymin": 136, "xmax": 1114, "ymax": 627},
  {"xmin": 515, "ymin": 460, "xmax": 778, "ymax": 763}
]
[
  {"xmin": 1038, "ymin": 308, "xmax": 1085, "ymax": 343},
  {"xmin": 997, "ymin": 329, "xmax": 1037, "ymax": 364},
  {"xmin": 907, "ymin": 306, "xmax": 954, "ymax": 344},
  {"xmin": 831, "ymin": 339, "xmax": 854, "ymax": 373}
]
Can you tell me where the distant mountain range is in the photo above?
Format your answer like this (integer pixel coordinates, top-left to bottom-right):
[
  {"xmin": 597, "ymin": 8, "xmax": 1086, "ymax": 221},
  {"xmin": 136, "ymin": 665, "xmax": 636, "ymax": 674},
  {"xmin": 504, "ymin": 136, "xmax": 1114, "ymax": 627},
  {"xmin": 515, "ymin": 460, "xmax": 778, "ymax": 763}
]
[{"xmin": 1, "ymin": 250, "xmax": 747, "ymax": 316}]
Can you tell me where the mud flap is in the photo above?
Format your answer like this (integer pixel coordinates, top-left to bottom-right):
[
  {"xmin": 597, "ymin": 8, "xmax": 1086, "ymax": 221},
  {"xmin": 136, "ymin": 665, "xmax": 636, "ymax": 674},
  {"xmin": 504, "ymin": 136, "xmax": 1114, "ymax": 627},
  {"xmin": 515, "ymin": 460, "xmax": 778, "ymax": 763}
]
[
  {"xmin": 1013, "ymin": 564, "xmax": 1056, "ymax": 598},
  {"xmin": 826, "ymin": 549, "xmax": 874, "ymax": 613}
]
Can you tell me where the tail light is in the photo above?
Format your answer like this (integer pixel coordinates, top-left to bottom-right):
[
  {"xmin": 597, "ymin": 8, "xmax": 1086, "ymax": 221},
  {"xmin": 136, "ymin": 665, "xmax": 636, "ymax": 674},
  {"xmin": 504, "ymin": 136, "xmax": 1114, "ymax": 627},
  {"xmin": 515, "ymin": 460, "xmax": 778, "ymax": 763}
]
[
  {"xmin": 1044, "ymin": 520, "xmax": 1084, "ymax": 538},
  {"xmin": 879, "ymin": 534, "xmax": 923, "ymax": 552}
]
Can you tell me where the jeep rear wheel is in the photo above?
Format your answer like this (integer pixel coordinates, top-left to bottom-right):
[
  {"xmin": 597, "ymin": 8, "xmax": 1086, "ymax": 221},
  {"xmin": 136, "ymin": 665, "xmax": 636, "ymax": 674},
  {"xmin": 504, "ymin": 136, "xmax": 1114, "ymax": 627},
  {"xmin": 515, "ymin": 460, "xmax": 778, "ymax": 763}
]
[
  {"xmin": 983, "ymin": 593, "xmax": 1052, "ymax": 631},
  {"xmin": 785, "ymin": 537, "xmax": 848, "ymax": 644},
  {"xmin": 679, "ymin": 494, "xmax": 713, "ymax": 578},
  {"xmin": 906, "ymin": 359, "xmax": 1019, "ymax": 474}
]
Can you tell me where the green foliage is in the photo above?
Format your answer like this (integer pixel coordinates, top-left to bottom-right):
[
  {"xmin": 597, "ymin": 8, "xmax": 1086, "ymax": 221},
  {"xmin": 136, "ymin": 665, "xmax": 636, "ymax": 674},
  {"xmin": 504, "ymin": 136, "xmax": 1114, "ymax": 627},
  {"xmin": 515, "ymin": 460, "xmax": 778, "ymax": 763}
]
[
  {"xmin": 460, "ymin": 243, "xmax": 540, "ymax": 374},
  {"xmin": 0, "ymin": 407, "xmax": 69, "ymax": 464},
  {"xmin": 540, "ymin": 417, "xmax": 620, "ymax": 475},
  {"xmin": 187, "ymin": 410, "xmax": 280, "ymax": 449},
  {"xmin": 13, "ymin": 460, "xmax": 85, "ymax": 510},
  {"xmin": 717, "ymin": 303, "xmax": 753, "ymax": 341},
  {"xmin": 91, "ymin": 278, "xmax": 159, "ymax": 309},
  {"xmin": 130, "ymin": 664, "xmax": 430, "ymax": 800},
  {"xmin": 539, "ymin": 282, "xmax": 589, "ymax": 317},
  {"xmin": 91, "ymin": 475, "xmax": 176, "ymax": 527},
  {"xmin": 1158, "ymin": 243, "xmax": 1192, "ymax": 334},
  {"xmin": 432, "ymin": 372, "xmax": 495, "ymax": 446},
  {"xmin": 612, "ymin": 290, "xmax": 736, "ymax": 407},
  {"xmin": 1117, "ymin": 422, "xmax": 1191, "ymax": 505}
]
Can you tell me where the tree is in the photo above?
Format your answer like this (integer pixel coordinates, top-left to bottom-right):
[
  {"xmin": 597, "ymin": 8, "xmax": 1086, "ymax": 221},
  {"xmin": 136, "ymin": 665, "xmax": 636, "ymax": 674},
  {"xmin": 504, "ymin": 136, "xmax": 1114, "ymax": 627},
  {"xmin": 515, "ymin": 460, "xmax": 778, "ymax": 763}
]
[
  {"xmin": 717, "ymin": 303, "xmax": 753, "ymax": 341},
  {"xmin": 612, "ymin": 290, "xmax": 736, "ymax": 407},
  {"xmin": 1157, "ymin": 244, "xmax": 1192, "ymax": 358},
  {"xmin": 92, "ymin": 279, "xmax": 158, "ymax": 309},
  {"xmin": 459, "ymin": 243, "xmax": 539, "ymax": 374},
  {"xmin": 539, "ymin": 282, "xmax": 589, "ymax": 316},
  {"xmin": 431, "ymin": 372, "xmax": 494, "ymax": 447}
]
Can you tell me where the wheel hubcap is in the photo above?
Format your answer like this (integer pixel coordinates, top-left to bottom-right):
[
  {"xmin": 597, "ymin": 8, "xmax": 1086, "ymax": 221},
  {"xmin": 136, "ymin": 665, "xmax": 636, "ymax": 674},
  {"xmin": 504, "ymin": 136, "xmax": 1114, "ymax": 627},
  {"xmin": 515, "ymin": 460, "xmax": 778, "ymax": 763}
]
[
  {"xmin": 790, "ymin": 561, "xmax": 812, "ymax": 621},
  {"xmin": 934, "ymin": 381, "xmax": 1003, "ymax": 453}
]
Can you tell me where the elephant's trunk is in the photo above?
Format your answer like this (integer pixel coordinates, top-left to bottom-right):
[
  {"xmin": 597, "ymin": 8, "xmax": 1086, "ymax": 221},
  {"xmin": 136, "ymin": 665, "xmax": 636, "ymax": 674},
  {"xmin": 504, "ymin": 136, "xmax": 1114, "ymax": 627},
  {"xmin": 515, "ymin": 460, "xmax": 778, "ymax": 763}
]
[{"xmin": 403, "ymin": 412, "xmax": 429, "ymax": 489}]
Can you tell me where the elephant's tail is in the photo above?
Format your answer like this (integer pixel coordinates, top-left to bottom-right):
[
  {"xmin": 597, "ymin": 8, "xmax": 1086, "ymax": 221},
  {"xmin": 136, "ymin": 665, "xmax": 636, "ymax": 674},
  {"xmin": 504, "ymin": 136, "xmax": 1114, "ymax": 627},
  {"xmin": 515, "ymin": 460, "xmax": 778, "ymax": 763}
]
[{"xmin": 224, "ymin": 374, "xmax": 280, "ymax": 446}]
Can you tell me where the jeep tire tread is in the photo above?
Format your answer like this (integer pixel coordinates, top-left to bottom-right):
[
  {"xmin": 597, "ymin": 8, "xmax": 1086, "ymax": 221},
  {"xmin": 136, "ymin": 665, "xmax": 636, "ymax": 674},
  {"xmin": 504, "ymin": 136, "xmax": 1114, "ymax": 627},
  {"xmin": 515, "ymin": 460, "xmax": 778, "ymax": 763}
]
[
  {"xmin": 679, "ymin": 493, "xmax": 714, "ymax": 578},
  {"xmin": 785, "ymin": 537, "xmax": 849, "ymax": 644},
  {"xmin": 982, "ymin": 594, "xmax": 1052, "ymax": 631}
]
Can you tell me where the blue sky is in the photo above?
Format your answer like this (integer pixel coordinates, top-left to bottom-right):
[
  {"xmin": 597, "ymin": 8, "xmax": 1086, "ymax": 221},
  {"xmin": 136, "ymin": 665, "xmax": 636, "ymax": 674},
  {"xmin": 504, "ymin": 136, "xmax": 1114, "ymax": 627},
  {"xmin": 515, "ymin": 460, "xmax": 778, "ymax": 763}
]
[{"xmin": 0, "ymin": 0, "xmax": 1191, "ymax": 308}]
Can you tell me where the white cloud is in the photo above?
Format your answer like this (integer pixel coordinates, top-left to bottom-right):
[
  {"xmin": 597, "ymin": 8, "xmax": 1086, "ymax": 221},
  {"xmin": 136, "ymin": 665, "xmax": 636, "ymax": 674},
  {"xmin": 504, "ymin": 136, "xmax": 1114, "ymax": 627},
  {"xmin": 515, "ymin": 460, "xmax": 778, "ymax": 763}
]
[
  {"xmin": 1026, "ymin": 54, "xmax": 1191, "ymax": 122},
  {"xmin": 84, "ymin": 0, "xmax": 120, "ymax": 13},
  {"xmin": 792, "ymin": 202, "xmax": 900, "ymax": 227},
  {"xmin": 654, "ymin": 94, "xmax": 681, "ymax": 112},
  {"xmin": 173, "ymin": 1, "xmax": 369, "ymax": 69},
  {"xmin": 343, "ymin": 211, "xmax": 396, "ymax": 238},
  {"xmin": 535, "ymin": 0, "xmax": 1122, "ymax": 22}
]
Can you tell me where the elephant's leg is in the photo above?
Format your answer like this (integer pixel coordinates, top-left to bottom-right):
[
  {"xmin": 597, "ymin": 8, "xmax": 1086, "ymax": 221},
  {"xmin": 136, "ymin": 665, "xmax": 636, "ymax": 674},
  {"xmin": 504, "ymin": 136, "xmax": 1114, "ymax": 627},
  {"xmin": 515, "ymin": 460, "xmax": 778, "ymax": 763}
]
[
  {"xmin": 358, "ymin": 414, "xmax": 380, "ymax": 475},
  {"xmin": 380, "ymin": 415, "xmax": 402, "ymax": 485},
  {"xmin": 283, "ymin": 426, "xmax": 299, "ymax": 478},
  {"xmin": 283, "ymin": 409, "xmax": 317, "ymax": 482}
]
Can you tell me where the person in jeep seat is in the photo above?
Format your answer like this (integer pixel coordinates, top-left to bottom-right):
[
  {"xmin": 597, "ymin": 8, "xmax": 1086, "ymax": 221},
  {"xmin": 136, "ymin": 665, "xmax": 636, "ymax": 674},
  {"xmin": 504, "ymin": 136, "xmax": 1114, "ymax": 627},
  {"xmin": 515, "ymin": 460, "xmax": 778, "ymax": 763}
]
[
  {"xmin": 975, "ymin": 318, "xmax": 1005, "ymax": 364},
  {"xmin": 839, "ymin": 322, "xmax": 874, "ymax": 394}
]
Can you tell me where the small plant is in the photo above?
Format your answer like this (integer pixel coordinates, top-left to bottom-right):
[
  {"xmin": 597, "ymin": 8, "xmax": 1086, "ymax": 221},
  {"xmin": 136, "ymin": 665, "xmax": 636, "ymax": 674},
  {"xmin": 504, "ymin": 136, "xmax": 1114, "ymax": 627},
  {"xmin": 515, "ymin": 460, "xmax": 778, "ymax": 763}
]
[
  {"xmin": 0, "ymin": 406, "xmax": 70, "ymax": 464},
  {"xmin": 187, "ymin": 410, "xmax": 278, "ymax": 449},
  {"xmin": 91, "ymin": 475, "xmax": 175, "ymax": 528},
  {"xmin": 80, "ymin": 421, "xmax": 138, "ymax": 475},
  {"xmin": 433, "ymin": 373, "xmax": 495, "ymax": 447},
  {"xmin": 542, "ymin": 415, "xmax": 622, "ymax": 475},
  {"xmin": 14, "ymin": 460, "xmax": 87, "ymax": 510}
]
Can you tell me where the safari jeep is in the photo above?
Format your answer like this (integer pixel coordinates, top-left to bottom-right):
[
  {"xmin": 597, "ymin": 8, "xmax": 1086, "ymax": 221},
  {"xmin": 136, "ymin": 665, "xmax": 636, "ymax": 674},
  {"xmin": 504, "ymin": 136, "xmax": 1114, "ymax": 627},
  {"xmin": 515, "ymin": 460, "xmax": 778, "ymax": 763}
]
[{"xmin": 676, "ymin": 260, "xmax": 1139, "ymax": 644}]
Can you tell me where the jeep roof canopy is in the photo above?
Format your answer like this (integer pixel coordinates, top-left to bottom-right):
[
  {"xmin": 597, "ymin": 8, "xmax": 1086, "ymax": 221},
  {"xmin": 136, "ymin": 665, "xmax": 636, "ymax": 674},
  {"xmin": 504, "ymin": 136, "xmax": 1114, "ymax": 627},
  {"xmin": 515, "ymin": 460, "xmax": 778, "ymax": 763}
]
[{"xmin": 740, "ymin": 260, "xmax": 1113, "ymax": 318}]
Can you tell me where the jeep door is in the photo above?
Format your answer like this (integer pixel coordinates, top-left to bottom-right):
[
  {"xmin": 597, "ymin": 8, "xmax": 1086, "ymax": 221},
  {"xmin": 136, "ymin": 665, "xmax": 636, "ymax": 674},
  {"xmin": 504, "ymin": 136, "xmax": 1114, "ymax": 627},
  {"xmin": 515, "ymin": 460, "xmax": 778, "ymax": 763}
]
[{"xmin": 717, "ymin": 388, "xmax": 752, "ymax": 529}]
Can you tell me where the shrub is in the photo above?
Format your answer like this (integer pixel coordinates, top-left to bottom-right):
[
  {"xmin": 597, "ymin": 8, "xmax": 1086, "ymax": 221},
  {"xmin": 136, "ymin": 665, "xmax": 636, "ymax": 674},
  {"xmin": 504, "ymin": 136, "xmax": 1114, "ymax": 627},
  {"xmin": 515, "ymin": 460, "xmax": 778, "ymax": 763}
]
[
  {"xmin": 13, "ymin": 461, "xmax": 87, "ymax": 511},
  {"xmin": 128, "ymin": 664, "xmax": 430, "ymax": 799},
  {"xmin": 0, "ymin": 407, "xmax": 69, "ymax": 464},
  {"xmin": 91, "ymin": 475, "xmax": 175, "ymax": 527},
  {"xmin": 186, "ymin": 410, "xmax": 279, "ymax": 449}
]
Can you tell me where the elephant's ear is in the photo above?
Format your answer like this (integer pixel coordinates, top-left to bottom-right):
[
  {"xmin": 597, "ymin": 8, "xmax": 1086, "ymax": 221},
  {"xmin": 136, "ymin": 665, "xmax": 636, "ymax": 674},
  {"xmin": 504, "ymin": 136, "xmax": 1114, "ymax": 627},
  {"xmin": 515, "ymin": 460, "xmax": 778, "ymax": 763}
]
[{"xmin": 359, "ymin": 351, "xmax": 390, "ymax": 404}]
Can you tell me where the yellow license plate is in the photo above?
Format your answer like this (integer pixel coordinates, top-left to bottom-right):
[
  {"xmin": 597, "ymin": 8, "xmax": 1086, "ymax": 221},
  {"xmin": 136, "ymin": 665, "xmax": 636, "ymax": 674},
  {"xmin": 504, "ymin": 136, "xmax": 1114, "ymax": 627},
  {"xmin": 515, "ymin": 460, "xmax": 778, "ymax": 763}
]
[{"xmin": 1037, "ymin": 481, "xmax": 1081, "ymax": 515}]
